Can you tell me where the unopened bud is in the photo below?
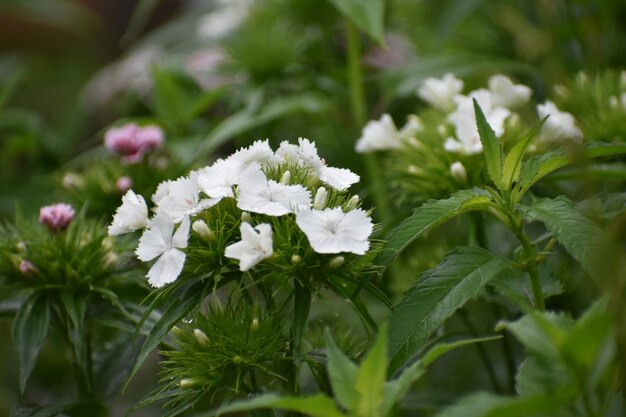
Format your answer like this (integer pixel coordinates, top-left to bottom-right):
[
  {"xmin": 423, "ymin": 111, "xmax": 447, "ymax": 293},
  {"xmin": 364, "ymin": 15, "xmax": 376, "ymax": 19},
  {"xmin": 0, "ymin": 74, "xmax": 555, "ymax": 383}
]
[
  {"xmin": 280, "ymin": 170, "xmax": 291, "ymax": 185},
  {"xmin": 241, "ymin": 212, "xmax": 252, "ymax": 223},
  {"xmin": 313, "ymin": 187, "xmax": 327, "ymax": 210},
  {"xmin": 407, "ymin": 165, "xmax": 421, "ymax": 175},
  {"xmin": 554, "ymin": 84, "xmax": 568, "ymax": 97},
  {"xmin": 194, "ymin": 329, "xmax": 209, "ymax": 347},
  {"xmin": 437, "ymin": 124, "xmax": 448, "ymax": 137},
  {"xmin": 291, "ymin": 254, "xmax": 302, "ymax": 265},
  {"xmin": 180, "ymin": 378, "xmax": 201, "ymax": 388},
  {"xmin": 19, "ymin": 260, "xmax": 38, "ymax": 277},
  {"xmin": 450, "ymin": 161, "xmax": 467, "ymax": 183},
  {"xmin": 102, "ymin": 251, "xmax": 119, "ymax": 268},
  {"xmin": 116, "ymin": 176, "xmax": 132, "ymax": 193},
  {"xmin": 406, "ymin": 137, "xmax": 423, "ymax": 149},
  {"xmin": 232, "ymin": 355, "xmax": 244, "ymax": 365},
  {"xmin": 192, "ymin": 220, "xmax": 214, "ymax": 240},
  {"xmin": 328, "ymin": 256, "xmax": 345, "ymax": 269},
  {"xmin": 62, "ymin": 173, "xmax": 85, "ymax": 190},
  {"xmin": 344, "ymin": 195, "xmax": 360, "ymax": 211},
  {"xmin": 16, "ymin": 241, "xmax": 27, "ymax": 252},
  {"xmin": 250, "ymin": 317, "xmax": 259, "ymax": 331},
  {"xmin": 170, "ymin": 326, "xmax": 186, "ymax": 338}
]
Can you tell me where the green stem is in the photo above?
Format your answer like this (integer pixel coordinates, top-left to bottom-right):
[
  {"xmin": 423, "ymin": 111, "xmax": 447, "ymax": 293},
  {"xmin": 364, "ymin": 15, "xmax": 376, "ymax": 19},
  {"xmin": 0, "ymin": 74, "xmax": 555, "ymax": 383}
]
[{"xmin": 516, "ymin": 227, "xmax": 545, "ymax": 311}]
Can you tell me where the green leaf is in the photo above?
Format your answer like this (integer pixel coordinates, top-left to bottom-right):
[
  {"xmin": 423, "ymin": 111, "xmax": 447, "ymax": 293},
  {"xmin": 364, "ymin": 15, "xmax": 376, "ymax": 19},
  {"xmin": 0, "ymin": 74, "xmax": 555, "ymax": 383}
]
[
  {"xmin": 432, "ymin": 392, "xmax": 563, "ymax": 417},
  {"xmin": 518, "ymin": 142, "xmax": 626, "ymax": 194},
  {"xmin": 375, "ymin": 189, "xmax": 492, "ymax": 268},
  {"xmin": 354, "ymin": 323, "xmax": 388, "ymax": 417},
  {"xmin": 324, "ymin": 329, "xmax": 360, "ymax": 412},
  {"xmin": 502, "ymin": 119, "xmax": 545, "ymax": 188},
  {"xmin": 194, "ymin": 393, "xmax": 345, "ymax": 417},
  {"xmin": 387, "ymin": 247, "xmax": 512, "ymax": 373},
  {"xmin": 12, "ymin": 293, "xmax": 50, "ymax": 395},
  {"xmin": 473, "ymin": 99, "xmax": 504, "ymax": 190},
  {"xmin": 520, "ymin": 196, "xmax": 608, "ymax": 278},
  {"xmin": 328, "ymin": 0, "xmax": 386, "ymax": 45}
]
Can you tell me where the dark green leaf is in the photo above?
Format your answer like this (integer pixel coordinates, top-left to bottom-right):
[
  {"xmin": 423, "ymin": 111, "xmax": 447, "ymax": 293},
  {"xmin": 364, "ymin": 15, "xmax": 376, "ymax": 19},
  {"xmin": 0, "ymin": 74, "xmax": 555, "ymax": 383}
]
[
  {"xmin": 388, "ymin": 247, "xmax": 512, "ymax": 373},
  {"xmin": 12, "ymin": 293, "xmax": 50, "ymax": 395},
  {"xmin": 502, "ymin": 119, "xmax": 545, "ymax": 188},
  {"xmin": 194, "ymin": 393, "xmax": 344, "ymax": 417},
  {"xmin": 328, "ymin": 0, "xmax": 386, "ymax": 45},
  {"xmin": 432, "ymin": 392, "xmax": 563, "ymax": 417},
  {"xmin": 520, "ymin": 196, "xmax": 608, "ymax": 278},
  {"xmin": 474, "ymin": 99, "xmax": 504, "ymax": 190},
  {"xmin": 354, "ymin": 322, "xmax": 388, "ymax": 417},
  {"xmin": 324, "ymin": 329, "xmax": 360, "ymax": 412},
  {"xmin": 375, "ymin": 189, "xmax": 492, "ymax": 268}
]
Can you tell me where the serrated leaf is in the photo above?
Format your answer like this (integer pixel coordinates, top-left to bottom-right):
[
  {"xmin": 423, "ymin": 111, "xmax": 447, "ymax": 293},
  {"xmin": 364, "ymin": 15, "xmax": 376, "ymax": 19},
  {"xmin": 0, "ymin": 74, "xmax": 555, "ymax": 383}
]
[
  {"xmin": 518, "ymin": 142, "xmax": 626, "ymax": 194},
  {"xmin": 354, "ymin": 323, "xmax": 388, "ymax": 417},
  {"xmin": 328, "ymin": 0, "xmax": 386, "ymax": 45},
  {"xmin": 195, "ymin": 393, "xmax": 344, "ymax": 417},
  {"xmin": 474, "ymin": 99, "xmax": 504, "ymax": 190},
  {"xmin": 324, "ymin": 329, "xmax": 360, "ymax": 412},
  {"xmin": 432, "ymin": 392, "xmax": 562, "ymax": 417},
  {"xmin": 387, "ymin": 247, "xmax": 512, "ymax": 373},
  {"xmin": 12, "ymin": 293, "xmax": 50, "ymax": 395},
  {"xmin": 520, "ymin": 196, "xmax": 608, "ymax": 278},
  {"xmin": 502, "ymin": 119, "xmax": 545, "ymax": 188},
  {"xmin": 375, "ymin": 189, "xmax": 492, "ymax": 268}
]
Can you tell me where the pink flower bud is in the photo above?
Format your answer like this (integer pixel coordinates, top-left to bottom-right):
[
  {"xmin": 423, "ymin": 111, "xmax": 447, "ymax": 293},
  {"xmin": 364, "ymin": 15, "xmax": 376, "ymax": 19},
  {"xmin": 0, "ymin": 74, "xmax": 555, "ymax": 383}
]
[
  {"xmin": 19, "ymin": 259, "xmax": 38, "ymax": 276},
  {"xmin": 104, "ymin": 123, "xmax": 164, "ymax": 164},
  {"xmin": 116, "ymin": 176, "xmax": 133, "ymax": 193},
  {"xmin": 39, "ymin": 203, "xmax": 75, "ymax": 231}
]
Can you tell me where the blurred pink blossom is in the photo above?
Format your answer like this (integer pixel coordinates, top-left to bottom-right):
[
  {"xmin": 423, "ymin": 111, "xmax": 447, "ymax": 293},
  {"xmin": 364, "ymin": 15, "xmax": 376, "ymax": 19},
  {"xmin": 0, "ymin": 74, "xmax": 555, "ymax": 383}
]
[
  {"xmin": 116, "ymin": 176, "xmax": 133, "ymax": 193},
  {"xmin": 104, "ymin": 123, "xmax": 164, "ymax": 164},
  {"xmin": 39, "ymin": 203, "xmax": 75, "ymax": 231},
  {"xmin": 19, "ymin": 260, "xmax": 38, "ymax": 276}
]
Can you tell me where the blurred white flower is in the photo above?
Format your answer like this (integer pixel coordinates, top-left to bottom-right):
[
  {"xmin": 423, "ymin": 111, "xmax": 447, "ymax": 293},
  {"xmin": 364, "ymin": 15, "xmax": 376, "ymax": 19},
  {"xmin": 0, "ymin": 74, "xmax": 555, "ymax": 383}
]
[
  {"xmin": 488, "ymin": 75, "xmax": 532, "ymax": 109},
  {"xmin": 296, "ymin": 208, "xmax": 373, "ymax": 255},
  {"xmin": 355, "ymin": 114, "xmax": 403, "ymax": 153},
  {"xmin": 196, "ymin": 0, "xmax": 251, "ymax": 40},
  {"xmin": 450, "ymin": 161, "xmax": 467, "ymax": 182},
  {"xmin": 417, "ymin": 73, "xmax": 464, "ymax": 111},
  {"xmin": 108, "ymin": 190, "xmax": 149, "ymax": 236},
  {"xmin": 537, "ymin": 101, "xmax": 583, "ymax": 143},
  {"xmin": 224, "ymin": 222, "xmax": 273, "ymax": 271},
  {"xmin": 237, "ymin": 164, "xmax": 311, "ymax": 216},
  {"xmin": 318, "ymin": 167, "xmax": 360, "ymax": 191},
  {"xmin": 444, "ymin": 90, "xmax": 510, "ymax": 155},
  {"xmin": 136, "ymin": 214, "xmax": 190, "ymax": 287},
  {"xmin": 399, "ymin": 115, "xmax": 423, "ymax": 138}
]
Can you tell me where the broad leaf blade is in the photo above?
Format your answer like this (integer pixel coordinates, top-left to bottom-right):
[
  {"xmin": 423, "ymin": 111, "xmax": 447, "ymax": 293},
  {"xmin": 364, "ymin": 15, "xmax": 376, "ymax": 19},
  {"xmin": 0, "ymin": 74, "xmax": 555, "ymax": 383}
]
[
  {"xmin": 474, "ymin": 99, "xmax": 504, "ymax": 190},
  {"xmin": 520, "ymin": 196, "xmax": 608, "ymax": 278},
  {"xmin": 375, "ymin": 189, "xmax": 492, "ymax": 268},
  {"xmin": 324, "ymin": 329, "xmax": 360, "ymax": 412},
  {"xmin": 328, "ymin": 0, "xmax": 386, "ymax": 45},
  {"xmin": 387, "ymin": 247, "xmax": 512, "ymax": 373},
  {"xmin": 354, "ymin": 323, "xmax": 388, "ymax": 417},
  {"xmin": 195, "ymin": 393, "xmax": 344, "ymax": 417},
  {"xmin": 432, "ymin": 392, "xmax": 562, "ymax": 417},
  {"xmin": 12, "ymin": 293, "xmax": 50, "ymax": 395}
]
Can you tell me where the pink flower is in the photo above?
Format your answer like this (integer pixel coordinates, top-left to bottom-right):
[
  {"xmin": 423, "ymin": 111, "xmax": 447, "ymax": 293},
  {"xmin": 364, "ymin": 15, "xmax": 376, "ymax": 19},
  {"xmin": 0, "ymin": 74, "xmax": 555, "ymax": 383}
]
[
  {"xmin": 116, "ymin": 176, "xmax": 133, "ymax": 193},
  {"xmin": 39, "ymin": 203, "xmax": 75, "ymax": 231},
  {"xmin": 104, "ymin": 123, "xmax": 164, "ymax": 164},
  {"xmin": 19, "ymin": 260, "xmax": 38, "ymax": 276}
]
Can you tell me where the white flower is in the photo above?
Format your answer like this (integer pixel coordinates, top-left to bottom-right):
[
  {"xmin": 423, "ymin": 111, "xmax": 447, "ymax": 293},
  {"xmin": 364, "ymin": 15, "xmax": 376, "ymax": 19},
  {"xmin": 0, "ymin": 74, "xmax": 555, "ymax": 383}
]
[
  {"xmin": 488, "ymin": 75, "xmax": 532, "ymax": 109},
  {"xmin": 152, "ymin": 180, "xmax": 172, "ymax": 205},
  {"xmin": 224, "ymin": 222, "xmax": 273, "ymax": 271},
  {"xmin": 236, "ymin": 164, "xmax": 311, "ymax": 216},
  {"xmin": 537, "ymin": 101, "xmax": 583, "ymax": 143},
  {"xmin": 355, "ymin": 114, "xmax": 403, "ymax": 153},
  {"xmin": 156, "ymin": 174, "xmax": 220, "ymax": 222},
  {"xmin": 231, "ymin": 139, "xmax": 282, "ymax": 168},
  {"xmin": 108, "ymin": 190, "xmax": 149, "ymax": 236},
  {"xmin": 296, "ymin": 208, "xmax": 373, "ymax": 255},
  {"xmin": 197, "ymin": 156, "xmax": 245, "ymax": 199},
  {"xmin": 318, "ymin": 166, "xmax": 360, "ymax": 191},
  {"xmin": 399, "ymin": 115, "xmax": 423, "ymax": 138},
  {"xmin": 295, "ymin": 137, "xmax": 324, "ymax": 171},
  {"xmin": 444, "ymin": 90, "xmax": 510, "ymax": 155},
  {"xmin": 136, "ymin": 213, "xmax": 189, "ymax": 287},
  {"xmin": 417, "ymin": 73, "xmax": 464, "ymax": 111}
]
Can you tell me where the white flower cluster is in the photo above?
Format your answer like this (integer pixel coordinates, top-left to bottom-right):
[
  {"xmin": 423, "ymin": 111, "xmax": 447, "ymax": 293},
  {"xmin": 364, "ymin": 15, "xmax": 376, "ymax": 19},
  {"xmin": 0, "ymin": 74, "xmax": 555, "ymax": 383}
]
[
  {"xmin": 108, "ymin": 139, "xmax": 372, "ymax": 288},
  {"xmin": 356, "ymin": 73, "xmax": 583, "ymax": 156}
]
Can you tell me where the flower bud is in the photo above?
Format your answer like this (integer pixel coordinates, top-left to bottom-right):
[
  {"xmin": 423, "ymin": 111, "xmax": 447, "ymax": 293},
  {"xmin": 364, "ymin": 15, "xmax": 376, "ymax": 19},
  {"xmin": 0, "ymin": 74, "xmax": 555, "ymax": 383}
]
[
  {"xmin": 39, "ymin": 203, "xmax": 75, "ymax": 232},
  {"xmin": 250, "ymin": 317, "xmax": 260, "ymax": 331},
  {"xmin": 291, "ymin": 254, "xmax": 302, "ymax": 265},
  {"xmin": 116, "ymin": 176, "xmax": 133, "ymax": 193},
  {"xmin": 19, "ymin": 260, "xmax": 38, "ymax": 277},
  {"xmin": 192, "ymin": 220, "xmax": 214, "ymax": 240},
  {"xmin": 280, "ymin": 170, "xmax": 291, "ymax": 185},
  {"xmin": 16, "ymin": 241, "xmax": 27, "ymax": 253},
  {"xmin": 450, "ymin": 161, "xmax": 467, "ymax": 183},
  {"xmin": 180, "ymin": 378, "xmax": 201, "ymax": 388},
  {"xmin": 554, "ymin": 84, "xmax": 568, "ymax": 97},
  {"xmin": 313, "ymin": 187, "xmax": 327, "ymax": 210},
  {"xmin": 62, "ymin": 173, "xmax": 84, "ymax": 190},
  {"xmin": 328, "ymin": 256, "xmax": 345, "ymax": 269},
  {"xmin": 232, "ymin": 355, "xmax": 244, "ymax": 365},
  {"xmin": 102, "ymin": 251, "xmax": 119, "ymax": 268},
  {"xmin": 170, "ymin": 326, "xmax": 186, "ymax": 338},
  {"xmin": 241, "ymin": 211, "xmax": 252, "ymax": 223},
  {"xmin": 407, "ymin": 165, "xmax": 422, "ymax": 175},
  {"xmin": 344, "ymin": 195, "xmax": 361, "ymax": 211},
  {"xmin": 437, "ymin": 124, "xmax": 448, "ymax": 137},
  {"xmin": 194, "ymin": 329, "xmax": 210, "ymax": 347}
]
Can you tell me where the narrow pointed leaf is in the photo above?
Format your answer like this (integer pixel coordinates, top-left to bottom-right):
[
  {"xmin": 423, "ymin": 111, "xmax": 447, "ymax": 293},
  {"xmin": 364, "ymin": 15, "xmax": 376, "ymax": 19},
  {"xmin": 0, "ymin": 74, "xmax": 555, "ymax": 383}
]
[
  {"xmin": 324, "ymin": 329, "xmax": 360, "ymax": 412},
  {"xmin": 328, "ymin": 0, "xmax": 386, "ymax": 45},
  {"xmin": 502, "ymin": 119, "xmax": 545, "ymax": 188},
  {"xmin": 375, "ymin": 189, "xmax": 492, "ymax": 268},
  {"xmin": 195, "ymin": 393, "xmax": 344, "ymax": 417},
  {"xmin": 12, "ymin": 293, "xmax": 50, "ymax": 394},
  {"xmin": 388, "ymin": 247, "xmax": 513, "ymax": 373},
  {"xmin": 520, "ymin": 196, "xmax": 608, "ymax": 278},
  {"xmin": 474, "ymin": 99, "xmax": 504, "ymax": 190},
  {"xmin": 354, "ymin": 322, "xmax": 388, "ymax": 417}
]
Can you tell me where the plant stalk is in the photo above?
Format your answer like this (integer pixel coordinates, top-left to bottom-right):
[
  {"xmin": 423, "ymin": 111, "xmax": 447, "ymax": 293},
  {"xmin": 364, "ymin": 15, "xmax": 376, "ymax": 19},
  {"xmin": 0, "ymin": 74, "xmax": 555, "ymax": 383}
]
[{"xmin": 516, "ymin": 228, "xmax": 546, "ymax": 311}]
